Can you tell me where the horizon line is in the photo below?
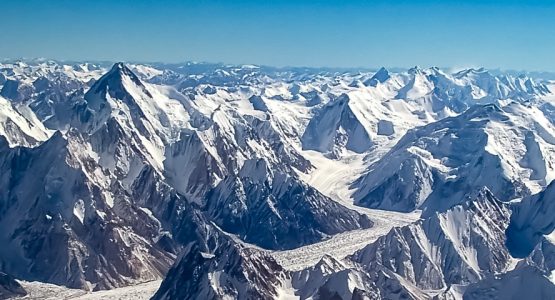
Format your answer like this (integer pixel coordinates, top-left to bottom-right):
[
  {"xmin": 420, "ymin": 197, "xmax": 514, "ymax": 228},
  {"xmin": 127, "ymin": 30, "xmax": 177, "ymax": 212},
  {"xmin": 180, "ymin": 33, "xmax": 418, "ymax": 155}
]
[{"xmin": 3, "ymin": 57, "xmax": 555, "ymax": 75}]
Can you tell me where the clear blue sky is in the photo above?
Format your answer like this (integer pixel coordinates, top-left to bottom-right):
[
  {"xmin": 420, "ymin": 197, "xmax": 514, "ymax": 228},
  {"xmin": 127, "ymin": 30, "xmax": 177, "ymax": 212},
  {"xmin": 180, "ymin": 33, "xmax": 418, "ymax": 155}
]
[{"xmin": 2, "ymin": 0, "xmax": 555, "ymax": 70}]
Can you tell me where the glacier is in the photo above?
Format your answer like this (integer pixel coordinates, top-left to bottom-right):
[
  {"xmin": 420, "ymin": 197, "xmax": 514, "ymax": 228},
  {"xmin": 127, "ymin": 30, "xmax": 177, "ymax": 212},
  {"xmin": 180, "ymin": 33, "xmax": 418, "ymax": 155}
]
[{"xmin": 0, "ymin": 59, "xmax": 554, "ymax": 299}]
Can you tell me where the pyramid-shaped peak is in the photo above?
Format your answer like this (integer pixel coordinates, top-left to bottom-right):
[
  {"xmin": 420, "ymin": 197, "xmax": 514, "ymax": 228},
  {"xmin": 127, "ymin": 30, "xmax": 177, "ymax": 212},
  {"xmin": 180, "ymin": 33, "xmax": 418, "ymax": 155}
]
[
  {"xmin": 111, "ymin": 61, "xmax": 131, "ymax": 71},
  {"xmin": 107, "ymin": 62, "xmax": 140, "ymax": 80},
  {"xmin": 315, "ymin": 254, "xmax": 345, "ymax": 271},
  {"xmin": 374, "ymin": 67, "xmax": 390, "ymax": 78},
  {"xmin": 88, "ymin": 62, "xmax": 151, "ymax": 98},
  {"xmin": 113, "ymin": 62, "xmax": 126, "ymax": 69},
  {"xmin": 364, "ymin": 67, "xmax": 390, "ymax": 87}
]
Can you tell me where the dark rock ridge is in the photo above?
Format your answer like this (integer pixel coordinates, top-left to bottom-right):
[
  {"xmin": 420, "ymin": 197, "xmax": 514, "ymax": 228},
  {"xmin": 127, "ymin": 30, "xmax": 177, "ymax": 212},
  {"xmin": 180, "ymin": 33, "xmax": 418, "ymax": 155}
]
[
  {"xmin": 0, "ymin": 62, "xmax": 375, "ymax": 291},
  {"xmin": 0, "ymin": 272, "xmax": 27, "ymax": 299}
]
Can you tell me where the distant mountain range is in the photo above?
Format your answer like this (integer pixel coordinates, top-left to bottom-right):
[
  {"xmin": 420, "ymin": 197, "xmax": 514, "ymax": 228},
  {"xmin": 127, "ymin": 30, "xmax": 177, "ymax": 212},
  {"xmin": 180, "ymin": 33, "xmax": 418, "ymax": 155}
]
[{"xmin": 1, "ymin": 59, "xmax": 555, "ymax": 299}]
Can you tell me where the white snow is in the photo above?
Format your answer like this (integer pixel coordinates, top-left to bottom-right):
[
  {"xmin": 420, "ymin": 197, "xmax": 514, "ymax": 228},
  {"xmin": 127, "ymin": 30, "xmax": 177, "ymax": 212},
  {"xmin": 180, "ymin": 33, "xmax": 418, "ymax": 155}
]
[
  {"xmin": 1, "ymin": 61, "xmax": 555, "ymax": 299},
  {"xmin": 73, "ymin": 199, "xmax": 85, "ymax": 224},
  {"xmin": 17, "ymin": 280, "xmax": 161, "ymax": 300},
  {"xmin": 272, "ymin": 205, "xmax": 420, "ymax": 271},
  {"xmin": 0, "ymin": 96, "xmax": 52, "ymax": 146}
]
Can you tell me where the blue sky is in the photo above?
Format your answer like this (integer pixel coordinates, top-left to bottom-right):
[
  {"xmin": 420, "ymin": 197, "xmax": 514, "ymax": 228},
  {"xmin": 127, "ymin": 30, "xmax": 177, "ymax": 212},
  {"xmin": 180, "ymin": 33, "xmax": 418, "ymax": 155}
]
[{"xmin": 2, "ymin": 0, "xmax": 555, "ymax": 70}]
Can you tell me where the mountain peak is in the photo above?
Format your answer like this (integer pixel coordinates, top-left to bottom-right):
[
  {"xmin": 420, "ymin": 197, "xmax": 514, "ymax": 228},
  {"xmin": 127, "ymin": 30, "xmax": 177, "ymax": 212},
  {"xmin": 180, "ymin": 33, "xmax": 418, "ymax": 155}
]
[
  {"xmin": 109, "ymin": 62, "xmax": 134, "ymax": 77},
  {"xmin": 106, "ymin": 62, "xmax": 143, "ymax": 85},
  {"xmin": 408, "ymin": 66, "xmax": 422, "ymax": 75},
  {"xmin": 87, "ymin": 62, "xmax": 152, "ymax": 100},
  {"xmin": 112, "ymin": 61, "xmax": 126, "ymax": 69},
  {"xmin": 364, "ymin": 67, "xmax": 390, "ymax": 86}
]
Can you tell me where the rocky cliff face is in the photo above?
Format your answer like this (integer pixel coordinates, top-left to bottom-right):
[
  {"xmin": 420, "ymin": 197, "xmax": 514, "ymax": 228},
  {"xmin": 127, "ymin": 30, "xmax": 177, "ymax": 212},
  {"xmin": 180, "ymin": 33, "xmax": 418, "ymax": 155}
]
[
  {"xmin": 0, "ymin": 62, "xmax": 375, "ymax": 290},
  {"xmin": 0, "ymin": 272, "xmax": 27, "ymax": 299},
  {"xmin": 1, "ymin": 61, "xmax": 554, "ymax": 298}
]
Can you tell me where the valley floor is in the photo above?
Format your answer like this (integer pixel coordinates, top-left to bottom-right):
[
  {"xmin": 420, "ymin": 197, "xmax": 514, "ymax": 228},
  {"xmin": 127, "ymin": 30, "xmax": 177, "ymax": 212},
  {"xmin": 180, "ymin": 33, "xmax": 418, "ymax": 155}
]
[
  {"xmin": 272, "ymin": 208, "xmax": 420, "ymax": 271},
  {"xmin": 16, "ymin": 280, "xmax": 161, "ymax": 300},
  {"xmin": 274, "ymin": 149, "xmax": 421, "ymax": 270},
  {"xmin": 13, "ymin": 149, "xmax": 421, "ymax": 298}
]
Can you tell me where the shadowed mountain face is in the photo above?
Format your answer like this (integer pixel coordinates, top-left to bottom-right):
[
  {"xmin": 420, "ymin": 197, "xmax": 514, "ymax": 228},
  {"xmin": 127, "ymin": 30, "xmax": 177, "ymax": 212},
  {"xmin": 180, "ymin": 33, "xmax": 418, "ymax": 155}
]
[
  {"xmin": 506, "ymin": 181, "xmax": 555, "ymax": 258},
  {"xmin": 0, "ymin": 60, "xmax": 554, "ymax": 298},
  {"xmin": 0, "ymin": 62, "xmax": 374, "ymax": 290},
  {"xmin": 154, "ymin": 189, "xmax": 555, "ymax": 300},
  {"xmin": 0, "ymin": 272, "xmax": 27, "ymax": 299}
]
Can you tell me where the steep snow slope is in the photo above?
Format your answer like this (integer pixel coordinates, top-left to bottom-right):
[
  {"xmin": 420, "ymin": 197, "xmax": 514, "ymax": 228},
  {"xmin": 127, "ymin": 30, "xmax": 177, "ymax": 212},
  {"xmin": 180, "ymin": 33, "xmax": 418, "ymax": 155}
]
[
  {"xmin": 454, "ymin": 68, "xmax": 551, "ymax": 103},
  {"xmin": 0, "ymin": 96, "xmax": 50, "ymax": 146},
  {"xmin": 298, "ymin": 65, "xmax": 549, "ymax": 159},
  {"xmin": 0, "ymin": 64, "xmax": 197, "ymax": 290},
  {"xmin": 206, "ymin": 160, "xmax": 373, "ymax": 250},
  {"xmin": 302, "ymin": 94, "xmax": 374, "ymax": 155},
  {"xmin": 154, "ymin": 188, "xmax": 555, "ymax": 299},
  {"xmin": 0, "ymin": 132, "xmax": 175, "ymax": 290},
  {"xmin": 146, "ymin": 66, "xmax": 375, "ymax": 250},
  {"xmin": 74, "ymin": 62, "xmax": 191, "ymax": 172},
  {"xmin": 0, "ymin": 62, "xmax": 378, "ymax": 291},
  {"xmin": 354, "ymin": 102, "xmax": 555, "ymax": 215},
  {"xmin": 1, "ymin": 60, "xmax": 554, "ymax": 299},
  {"xmin": 353, "ymin": 189, "xmax": 514, "ymax": 292}
]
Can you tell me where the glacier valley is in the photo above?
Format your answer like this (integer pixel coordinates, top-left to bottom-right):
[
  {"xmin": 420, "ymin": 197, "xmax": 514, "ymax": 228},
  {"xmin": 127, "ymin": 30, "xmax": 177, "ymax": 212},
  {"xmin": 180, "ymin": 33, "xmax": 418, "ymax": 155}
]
[{"xmin": 0, "ymin": 60, "xmax": 555, "ymax": 299}]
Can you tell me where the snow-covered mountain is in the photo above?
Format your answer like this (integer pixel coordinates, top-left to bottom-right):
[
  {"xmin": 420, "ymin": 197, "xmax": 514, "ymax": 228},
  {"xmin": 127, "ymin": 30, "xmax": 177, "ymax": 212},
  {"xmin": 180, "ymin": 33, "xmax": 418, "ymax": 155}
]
[
  {"xmin": 152, "ymin": 188, "xmax": 555, "ymax": 299},
  {"xmin": 152, "ymin": 216, "xmax": 290, "ymax": 300},
  {"xmin": 353, "ymin": 189, "xmax": 514, "ymax": 292},
  {"xmin": 354, "ymin": 102, "xmax": 555, "ymax": 215},
  {"xmin": 0, "ymin": 95, "xmax": 50, "ymax": 147},
  {"xmin": 0, "ymin": 59, "xmax": 554, "ymax": 299},
  {"xmin": 0, "ymin": 61, "xmax": 374, "ymax": 290},
  {"xmin": 0, "ymin": 131, "xmax": 176, "ymax": 290}
]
